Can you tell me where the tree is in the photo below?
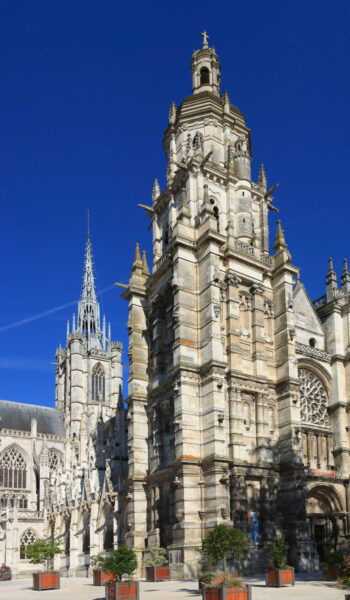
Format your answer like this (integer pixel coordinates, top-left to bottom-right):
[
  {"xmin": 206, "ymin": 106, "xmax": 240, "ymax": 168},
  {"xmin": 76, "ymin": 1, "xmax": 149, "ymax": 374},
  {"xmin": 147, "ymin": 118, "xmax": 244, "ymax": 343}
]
[
  {"xmin": 101, "ymin": 545, "xmax": 138, "ymax": 580},
  {"xmin": 24, "ymin": 538, "xmax": 63, "ymax": 572},
  {"xmin": 145, "ymin": 545, "xmax": 168, "ymax": 567},
  {"xmin": 201, "ymin": 525, "xmax": 249, "ymax": 579}
]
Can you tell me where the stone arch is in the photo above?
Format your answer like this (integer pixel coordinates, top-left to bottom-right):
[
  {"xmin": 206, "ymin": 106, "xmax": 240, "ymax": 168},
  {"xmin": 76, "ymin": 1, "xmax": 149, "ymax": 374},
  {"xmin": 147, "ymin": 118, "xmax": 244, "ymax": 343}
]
[
  {"xmin": 307, "ymin": 484, "xmax": 343, "ymax": 514},
  {"xmin": 306, "ymin": 485, "xmax": 344, "ymax": 556}
]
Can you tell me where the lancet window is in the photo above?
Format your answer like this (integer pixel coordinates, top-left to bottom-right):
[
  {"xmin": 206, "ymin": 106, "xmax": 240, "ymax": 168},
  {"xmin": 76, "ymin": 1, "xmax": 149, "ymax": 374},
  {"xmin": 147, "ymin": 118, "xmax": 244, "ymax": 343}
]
[
  {"xmin": 0, "ymin": 493, "xmax": 28, "ymax": 509},
  {"xmin": 20, "ymin": 529, "xmax": 37, "ymax": 559},
  {"xmin": 298, "ymin": 368, "xmax": 329, "ymax": 427},
  {"xmin": 92, "ymin": 362, "xmax": 105, "ymax": 402},
  {"xmin": 0, "ymin": 446, "xmax": 27, "ymax": 489}
]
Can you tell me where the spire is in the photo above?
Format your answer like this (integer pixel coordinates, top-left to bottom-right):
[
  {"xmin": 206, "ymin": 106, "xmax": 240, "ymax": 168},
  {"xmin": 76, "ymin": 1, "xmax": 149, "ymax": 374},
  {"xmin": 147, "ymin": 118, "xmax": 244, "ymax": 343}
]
[
  {"xmin": 326, "ymin": 257, "xmax": 338, "ymax": 301},
  {"xmin": 76, "ymin": 222, "xmax": 106, "ymax": 350},
  {"xmin": 152, "ymin": 178, "xmax": 160, "ymax": 204},
  {"xmin": 341, "ymin": 258, "xmax": 350, "ymax": 294},
  {"xmin": 223, "ymin": 91, "xmax": 230, "ymax": 114},
  {"xmin": 258, "ymin": 164, "xmax": 267, "ymax": 192},
  {"xmin": 142, "ymin": 250, "xmax": 149, "ymax": 275},
  {"xmin": 273, "ymin": 220, "xmax": 287, "ymax": 250},
  {"xmin": 169, "ymin": 102, "xmax": 176, "ymax": 125}
]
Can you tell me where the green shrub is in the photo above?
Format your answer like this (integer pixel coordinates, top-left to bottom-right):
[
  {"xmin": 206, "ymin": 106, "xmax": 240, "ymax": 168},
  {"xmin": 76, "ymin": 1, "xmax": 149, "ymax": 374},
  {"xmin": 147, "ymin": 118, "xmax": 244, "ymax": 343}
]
[
  {"xmin": 24, "ymin": 538, "xmax": 63, "ymax": 572},
  {"xmin": 266, "ymin": 537, "xmax": 288, "ymax": 569},
  {"xmin": 101, "ymin": 545, "xmax": 138, "ymax": 580},
  {"xmin": 200, "ymin": 524, "xmax": 249, "ymax": 578},
  {"xmin": 145, "ymin": 545, "xmax": 168, "ymax": 567}
]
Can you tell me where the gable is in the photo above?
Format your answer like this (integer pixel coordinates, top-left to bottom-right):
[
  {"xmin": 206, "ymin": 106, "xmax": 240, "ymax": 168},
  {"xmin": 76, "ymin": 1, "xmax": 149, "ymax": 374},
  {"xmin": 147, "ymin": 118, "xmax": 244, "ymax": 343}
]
[{"xmin": 293, "ymin": 284, "xmax": 325, "ymax": 348}]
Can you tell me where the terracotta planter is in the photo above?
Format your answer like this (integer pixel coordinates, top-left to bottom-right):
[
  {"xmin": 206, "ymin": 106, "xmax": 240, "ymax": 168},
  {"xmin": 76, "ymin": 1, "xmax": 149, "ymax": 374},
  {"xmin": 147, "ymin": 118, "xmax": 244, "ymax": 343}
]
[
  {"xmin": 266, "ymin": 568, "xmax": 294, "ymax": 587},
  {"xmin": 105, "ymin": 581, "xmax": 139, "ymax": 600},
  {"xmin": 146, "ymin": 566, "xmax": 170, "ymax": 581},
  {"xmin": 33, "ymin": 572, "xmax": 60, "ymax": 591},
  {"xmin": 199, "ymin": 574, "xmax": 224, "ymax": 591},
  {"xmin": 201, "ymin": 584, "xmax": 251, "ymax": 600},
  {"xmin": 93, "ymin": 569, "xmax": 118, "ymax": 585},
  {"xmin": 323, "ymin": 565, "xmax": 341, "ymax": 581}
]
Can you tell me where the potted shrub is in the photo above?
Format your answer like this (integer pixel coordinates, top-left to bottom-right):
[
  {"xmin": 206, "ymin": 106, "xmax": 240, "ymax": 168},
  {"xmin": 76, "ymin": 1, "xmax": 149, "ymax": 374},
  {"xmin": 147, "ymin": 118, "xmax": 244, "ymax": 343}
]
[
  {"xmin": 265, "ymin": 537, "xmax": 294, "ymax": 587},
  {"xmin": 145, "ymin": 544, "xmax": 170, "ymax": 581},
  {"xmin": 102, "ymin": 545, "xmax": 139, "ymax": 600},
  {"xmin": 0, "ymin": 564, "xmax": 11, "ymax": 581},
  {"xmin": 320, "ymin": 546, "xmax": 344, "ymax": 581},
  {"xmin": 200, "ymin": 524, "xmax": 250, "ymax": 600},
  {"xmin": 91, "ymin": 553, "xmax": 118, "ymax": 585},
  {"xmin": 25, "ymin": 538, "xmax": 63, "ymax": 591}
]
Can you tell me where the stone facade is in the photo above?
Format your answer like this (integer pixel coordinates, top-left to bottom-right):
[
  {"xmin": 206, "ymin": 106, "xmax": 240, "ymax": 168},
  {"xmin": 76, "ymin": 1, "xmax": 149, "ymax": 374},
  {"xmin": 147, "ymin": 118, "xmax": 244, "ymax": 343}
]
[
  {"xmin": 123, "ymin": 34, "xmax": 350, "ymax": 576},
  {"xmin": 1, "ymin": 33, "xmax": 350, "ymax": 580}
]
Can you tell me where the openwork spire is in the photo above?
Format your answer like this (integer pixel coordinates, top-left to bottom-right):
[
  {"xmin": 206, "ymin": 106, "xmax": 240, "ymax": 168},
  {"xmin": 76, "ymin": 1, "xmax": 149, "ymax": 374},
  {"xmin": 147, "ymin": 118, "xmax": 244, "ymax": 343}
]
[{"xmin": 71, "ymin": 218, "xmax": 106, "ymax": 350}]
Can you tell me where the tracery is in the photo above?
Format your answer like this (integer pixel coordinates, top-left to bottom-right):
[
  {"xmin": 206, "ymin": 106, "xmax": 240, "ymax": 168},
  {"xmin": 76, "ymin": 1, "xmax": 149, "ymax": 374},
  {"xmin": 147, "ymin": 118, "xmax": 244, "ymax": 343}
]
[
  {"xmin": 0, "ymin": 446, "xmax": 27, "ymax": 489},
  {"xmin": 299, "ymin": 368, "xmax": 329, "ymax": 427}
]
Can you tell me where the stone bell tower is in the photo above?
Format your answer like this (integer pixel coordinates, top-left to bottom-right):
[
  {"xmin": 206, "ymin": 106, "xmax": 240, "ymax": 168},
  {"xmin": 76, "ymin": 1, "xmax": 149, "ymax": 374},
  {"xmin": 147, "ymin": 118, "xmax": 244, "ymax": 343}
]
[
  {"xmin": 123, "ymin": 33, "xmax": 315, "ymax": 576},
  {"xmin": 55, "ymin": 221, "xmax": 123, "ymax": 445}
]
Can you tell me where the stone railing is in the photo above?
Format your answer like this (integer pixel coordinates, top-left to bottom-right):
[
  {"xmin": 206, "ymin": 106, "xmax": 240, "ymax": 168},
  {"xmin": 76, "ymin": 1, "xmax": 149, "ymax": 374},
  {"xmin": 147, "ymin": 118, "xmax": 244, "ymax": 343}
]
[
  {"xmin": 312, "ymin": 295, "xmax": 326, "ymax": 307},
  {"xmin": 295, "ymin": 342, "xmax": 331, "ymax": 363},
  {"xmin": 234, "ymin": 240, "xmax": 273, "ymax": 266}
]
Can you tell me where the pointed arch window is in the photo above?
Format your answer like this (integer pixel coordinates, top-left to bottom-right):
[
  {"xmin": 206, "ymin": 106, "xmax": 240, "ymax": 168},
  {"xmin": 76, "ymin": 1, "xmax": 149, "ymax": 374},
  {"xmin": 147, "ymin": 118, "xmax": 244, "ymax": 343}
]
[
  {"xmin": 82, "ymin": 511, "xmax": 90, "ymax": 554},
  {"xmin": 48, "ymin": 449, "xmax": 63, "ymax": 471},
  {"xmin": 0, "ymin": 446, "xmax": 27, "ymax": 489},
  {"xmin": 92, "ymin": 363, "xmax": 105, "ymax": 402},
  {"xmin": 20, "ymin": 528, "xmax": 37, "ymax": 559}
]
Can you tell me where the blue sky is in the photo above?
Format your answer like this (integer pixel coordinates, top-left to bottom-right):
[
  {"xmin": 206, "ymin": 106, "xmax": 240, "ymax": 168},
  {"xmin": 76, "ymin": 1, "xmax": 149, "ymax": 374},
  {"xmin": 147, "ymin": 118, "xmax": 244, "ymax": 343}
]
[{"xmin": 0, "ymin": 0, "xmax": 349, "ymax": 407}]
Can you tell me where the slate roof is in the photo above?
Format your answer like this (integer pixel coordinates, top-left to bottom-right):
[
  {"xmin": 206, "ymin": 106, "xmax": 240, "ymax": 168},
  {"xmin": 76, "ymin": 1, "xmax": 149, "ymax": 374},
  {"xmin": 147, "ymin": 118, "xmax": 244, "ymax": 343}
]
[{"xmin": 0, "ymin": 400, "xmax": 65, "ymax": 436}]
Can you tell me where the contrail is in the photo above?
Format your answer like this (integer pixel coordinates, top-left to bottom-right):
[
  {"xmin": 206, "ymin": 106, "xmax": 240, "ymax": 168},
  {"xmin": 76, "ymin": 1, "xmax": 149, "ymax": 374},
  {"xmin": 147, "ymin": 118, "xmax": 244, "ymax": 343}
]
[{"xmin": 0, "ymin": 284, "xmax": 116, "ymax": 333}]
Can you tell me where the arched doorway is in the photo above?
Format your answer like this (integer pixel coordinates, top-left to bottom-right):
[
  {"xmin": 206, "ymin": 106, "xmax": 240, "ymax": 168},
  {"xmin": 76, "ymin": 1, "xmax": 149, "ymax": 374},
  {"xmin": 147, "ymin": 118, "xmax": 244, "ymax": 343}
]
[{"xmin": 306, "ymin": 486, "xmax": 344, "ymax": 559}]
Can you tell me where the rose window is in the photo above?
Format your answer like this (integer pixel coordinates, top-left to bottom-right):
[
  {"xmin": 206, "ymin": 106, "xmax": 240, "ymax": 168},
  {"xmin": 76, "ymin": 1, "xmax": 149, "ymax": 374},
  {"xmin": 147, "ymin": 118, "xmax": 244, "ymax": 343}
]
[{"xmin": 298, "ymin": 368, "xmax": 328, "ymax": 427}]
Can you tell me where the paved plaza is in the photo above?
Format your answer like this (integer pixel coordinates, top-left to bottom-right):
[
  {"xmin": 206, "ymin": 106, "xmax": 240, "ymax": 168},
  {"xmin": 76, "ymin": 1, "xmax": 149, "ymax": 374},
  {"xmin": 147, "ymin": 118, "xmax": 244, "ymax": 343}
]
[{"xmin": 0, "ymin": 574, "xmax": 346, "ymax": 600}]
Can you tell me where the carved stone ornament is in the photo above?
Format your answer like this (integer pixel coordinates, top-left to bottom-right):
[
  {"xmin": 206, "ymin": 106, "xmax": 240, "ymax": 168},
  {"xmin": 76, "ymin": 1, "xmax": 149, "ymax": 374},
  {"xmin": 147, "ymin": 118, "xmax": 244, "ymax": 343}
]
[
  {"xmin": 225, "ymin": 273, "xmax": 241, "ymax": 287},
  {"xmin": 298, "ymin": 368, "xmax": 329, "ymax": 427}
]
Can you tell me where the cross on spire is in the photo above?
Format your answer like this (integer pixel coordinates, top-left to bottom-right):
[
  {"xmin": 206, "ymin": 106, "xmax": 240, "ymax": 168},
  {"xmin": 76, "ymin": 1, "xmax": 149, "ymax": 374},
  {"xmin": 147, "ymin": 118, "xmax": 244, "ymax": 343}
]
[{"xmin": 201, "ymin": 30, "xmax": 209, "ymax": 48}]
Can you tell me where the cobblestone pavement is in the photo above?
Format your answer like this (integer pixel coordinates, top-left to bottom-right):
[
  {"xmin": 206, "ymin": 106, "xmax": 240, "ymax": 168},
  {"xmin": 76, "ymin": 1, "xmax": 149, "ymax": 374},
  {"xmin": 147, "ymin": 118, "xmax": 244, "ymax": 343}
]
[{"xmin": 0, "ymin": 574, "xmax": 346, "ymax": 600}]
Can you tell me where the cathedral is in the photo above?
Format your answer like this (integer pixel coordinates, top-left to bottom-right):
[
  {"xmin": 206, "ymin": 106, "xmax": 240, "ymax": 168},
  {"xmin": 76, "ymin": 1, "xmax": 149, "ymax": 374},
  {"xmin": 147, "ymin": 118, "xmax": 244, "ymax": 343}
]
[{"xmin": 1, "ymin": 33, "xmax": 350, "ymax": 579}]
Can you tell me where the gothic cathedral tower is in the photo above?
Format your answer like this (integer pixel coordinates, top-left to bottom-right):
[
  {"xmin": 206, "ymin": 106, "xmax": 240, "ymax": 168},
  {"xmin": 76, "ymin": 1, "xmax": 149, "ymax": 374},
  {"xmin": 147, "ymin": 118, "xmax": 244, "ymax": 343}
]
[
  {"xmin": 123, "ymin": 33, "xmax": 315, "ymax": 575},
  {"xmin": 55, "ymin": 229, "xmax": 123, "ymax": 443}
]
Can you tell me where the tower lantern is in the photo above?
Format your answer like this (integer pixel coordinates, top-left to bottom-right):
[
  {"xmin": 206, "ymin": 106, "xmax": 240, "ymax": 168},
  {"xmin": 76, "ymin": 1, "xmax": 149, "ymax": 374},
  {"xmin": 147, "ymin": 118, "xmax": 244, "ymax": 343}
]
[{"xmin": 191, "ymin": 31, "xmax": 221, "ymax": 96}]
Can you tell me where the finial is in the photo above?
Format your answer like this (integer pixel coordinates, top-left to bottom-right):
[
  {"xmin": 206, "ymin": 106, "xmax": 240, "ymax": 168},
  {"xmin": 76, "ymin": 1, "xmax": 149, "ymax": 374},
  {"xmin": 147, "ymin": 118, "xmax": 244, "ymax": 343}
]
[
  {"xmin": 152, "ymin": 178, "xmax": 160, "ymax": 203},
  {"xmin": 142, "ymin": 250, "xmax": 149, "ymax": 275},
  {"xmin": 169, "ymin": 101, "xmax": 176, "ymax": 125},
  {"xmin": 108, "ymin": 322, "xmax": 111, "ymax": 339},
  {"xmin": 201, "ymin": 30, "xmax": 209, "ymax": 48},
  {"xmin": 341, "ymin": 258, "xmax": 350, "ymax": 292},
  {"xmin": 85, "ymin": 209, "xmax": 93, "ymax": 242},
  {"xmin": 72, "ymin": 313, "xmax": 76, "ymax": 331},
  {"xmin": 66, "ymin": 320, "xmax": 70, "ymax": 339},
  {"xmin": 223, "ymin": 91, "xmax": 230, "ymax": 114},
  {"xmin": 273, "ymin": 220, "xmax": 287, "ymax": 250},
  {"xmin": 134, "ymin": 243, "xmax": 141, "ymax": 263},
  {"xmin": 258, "ymin": 164, "xmax": 267, "ymax": 192},
  {"xmin": 328, "ymin": 257, "xmax": 335, "ymax": 274}
]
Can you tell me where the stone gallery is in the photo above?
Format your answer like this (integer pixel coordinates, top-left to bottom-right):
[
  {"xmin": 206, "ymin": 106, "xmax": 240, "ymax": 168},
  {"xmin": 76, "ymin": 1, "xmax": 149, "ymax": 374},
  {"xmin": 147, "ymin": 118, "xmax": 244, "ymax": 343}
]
[{"xmin": 1, "ymin": 33, "xmax": 349, "ymax": 578}]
